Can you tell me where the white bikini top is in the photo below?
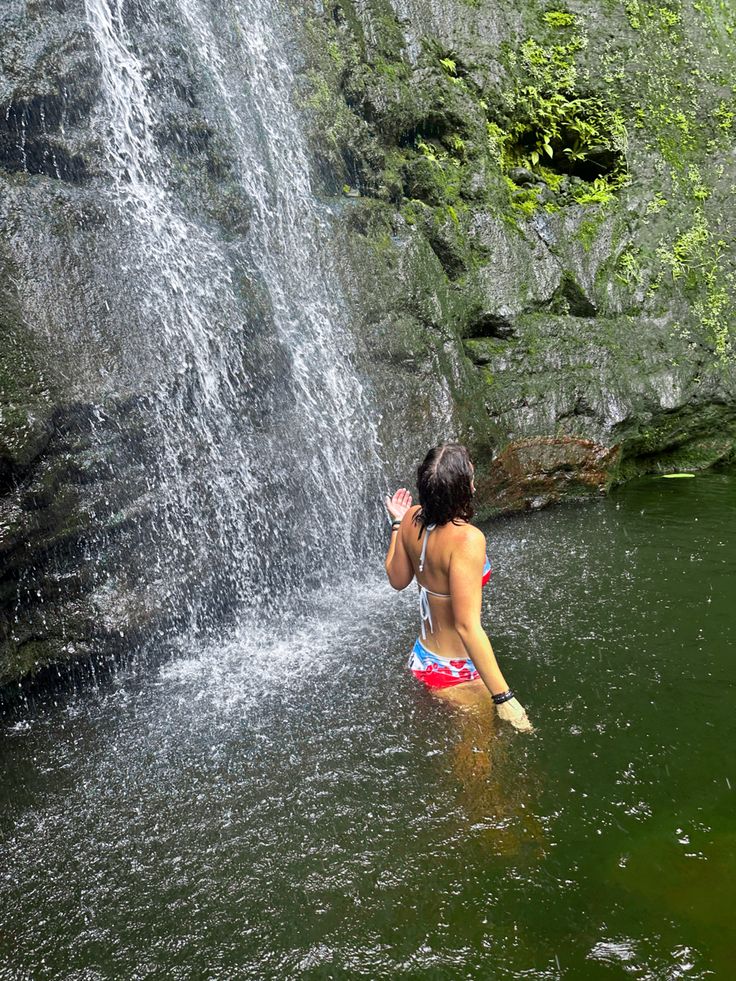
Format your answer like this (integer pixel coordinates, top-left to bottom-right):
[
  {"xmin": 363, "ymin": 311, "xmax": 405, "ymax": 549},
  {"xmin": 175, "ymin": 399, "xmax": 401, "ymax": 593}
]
[{"xmin": 417, "ymin": 524, "xmax": 449, "ymax": 638}]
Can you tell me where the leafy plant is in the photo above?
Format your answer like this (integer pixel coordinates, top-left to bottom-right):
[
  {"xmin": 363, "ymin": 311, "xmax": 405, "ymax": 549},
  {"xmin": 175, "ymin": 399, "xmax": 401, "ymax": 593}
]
[
  {"xmin": 486, "ymin": 121, "xmax": 507, "ymax": 162},
  {"xmin": 448, "ymin": 133, "xmax": 467, "ymax": 157},
  {"xmin": 714, "ymin": 101, "xmax": 734, "ymax": 132},
  {"xmin": 616, "ymin": 246, "xmax": 643, "ymax": 288},
  {"xmin": 572, "ymin": 175, "xmax": 619, "ymax": 205},
  {"xmin": 687, "ymin": 164, "xmax": 710, "ymax": 201},
  {"xmin": 543, "ymin": 10, "xmax": 576, "ymax": 28},
  {"xmin": 504, "ymin": 86, "xmax": 628, "ymax": 182},
  {"xmin": 416, "ymin": 138, "xmax": 440, "ymax": 163},
  {"xmin": 645, "ymin": 192, "xmax": 668, "ymax": 215},
  {"xmin": 657, "ymin": 210, "xmax": 710, "ymax": 283},
  {"xmin": 656, "ymin": 210, "xmax": 734, "ymax": 357}
]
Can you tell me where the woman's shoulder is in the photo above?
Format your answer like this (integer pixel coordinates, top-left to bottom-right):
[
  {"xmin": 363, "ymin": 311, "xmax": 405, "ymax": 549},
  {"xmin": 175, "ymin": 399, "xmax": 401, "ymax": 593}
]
[{"xmin": 448, "ymin": 521, "xmax": 486, "ymax": 553}]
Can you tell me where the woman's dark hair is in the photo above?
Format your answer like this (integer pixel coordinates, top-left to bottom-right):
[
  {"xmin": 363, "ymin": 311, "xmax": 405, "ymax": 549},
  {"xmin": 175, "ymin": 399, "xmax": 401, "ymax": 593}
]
[{"xmin": 413, "ymin": 443, "xmax": 474, "ymax": 530}]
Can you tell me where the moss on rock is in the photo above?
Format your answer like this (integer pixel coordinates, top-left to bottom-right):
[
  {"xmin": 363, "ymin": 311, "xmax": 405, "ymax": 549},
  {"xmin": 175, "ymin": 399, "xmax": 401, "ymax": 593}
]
[{"xmin": 298, "ymin": 0, "xmax": 736, "ymax": 512}]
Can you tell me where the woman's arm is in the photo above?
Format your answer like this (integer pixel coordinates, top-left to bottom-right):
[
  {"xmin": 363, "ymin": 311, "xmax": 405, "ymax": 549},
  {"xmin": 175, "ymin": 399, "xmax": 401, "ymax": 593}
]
[
  {"xmin": 450, "ymin": 529, "xmax": 533, "ymax": 731},
  {"xmin": 384, "ymin": 490, "xmax": 414, "ymax": 590},
  {"xmin": 448, "ymin": 530, "xmax": 509, "ymax": 694},
  {"xmin": 384, "ymin": 520, "xmax": 414, "ymax": 590}
]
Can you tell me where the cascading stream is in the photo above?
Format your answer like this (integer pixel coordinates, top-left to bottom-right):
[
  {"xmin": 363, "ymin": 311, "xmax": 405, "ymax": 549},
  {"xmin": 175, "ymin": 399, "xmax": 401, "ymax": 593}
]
[{"xmin": 76, "ymin": 0, "xmax": 384, "ymax": 637}]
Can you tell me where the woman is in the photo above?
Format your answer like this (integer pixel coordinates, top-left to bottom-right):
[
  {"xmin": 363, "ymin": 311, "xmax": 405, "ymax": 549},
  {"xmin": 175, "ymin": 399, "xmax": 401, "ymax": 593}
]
[{"xmin": 384, "ymin": 443, "xmax": 532, "ymax": 732}]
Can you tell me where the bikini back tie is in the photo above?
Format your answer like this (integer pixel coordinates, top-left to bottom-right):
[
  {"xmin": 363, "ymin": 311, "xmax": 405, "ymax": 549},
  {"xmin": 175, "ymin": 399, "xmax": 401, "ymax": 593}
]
[{"xmin": 417, "ymin": 524, "xmax": 448, "ymax": 638}]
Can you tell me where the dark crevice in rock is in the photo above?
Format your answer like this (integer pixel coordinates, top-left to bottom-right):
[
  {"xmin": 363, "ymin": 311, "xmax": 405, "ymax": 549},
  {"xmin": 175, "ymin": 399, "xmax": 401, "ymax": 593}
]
[
  {"xmin": 396, "ymin": 106, "xmax": 473, "ymax": 150},
  {"xmin": 463, "ymin": 337, "xmax": 513, "ymax": 366},
  {"xmin": 0, "ymin": 463, "xmax": 18, "ymax": 499},
  {"xmin": 507, "ymin": 137, "xmax": 619, "ymax": 184},
  {"xmin": 425, "ymin": 231, "xmax": 466, "ymax": 280},
  {"xmin": 550, "ymin": 273, "xmax": 597, "ymax": 317},
  {"xmin": 464, "ymin": 311, "xmax": 516, "ymax": 340},
  {"xmin": 501, "ymin": 89, "xmax": 626, "ymax": 186}
]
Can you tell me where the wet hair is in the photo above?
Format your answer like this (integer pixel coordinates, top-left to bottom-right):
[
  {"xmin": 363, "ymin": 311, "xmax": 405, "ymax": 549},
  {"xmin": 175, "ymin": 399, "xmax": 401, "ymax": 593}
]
[{"xmin": 413, "ymin": 443, "xmax": 474, "ymax": 531}]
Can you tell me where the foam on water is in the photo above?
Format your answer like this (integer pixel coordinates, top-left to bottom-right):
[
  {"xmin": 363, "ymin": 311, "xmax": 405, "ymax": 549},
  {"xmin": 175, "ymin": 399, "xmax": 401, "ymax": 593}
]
[{"xmin": 158, "ymin": 573, "xmax": 413, "ymax": 712}]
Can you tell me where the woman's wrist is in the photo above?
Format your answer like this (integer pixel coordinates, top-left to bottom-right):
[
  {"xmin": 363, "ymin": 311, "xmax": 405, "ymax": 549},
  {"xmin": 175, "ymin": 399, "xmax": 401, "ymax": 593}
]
[{"xmin": 492, "ymin": 688, "xmax": 515, "ymax": 705}]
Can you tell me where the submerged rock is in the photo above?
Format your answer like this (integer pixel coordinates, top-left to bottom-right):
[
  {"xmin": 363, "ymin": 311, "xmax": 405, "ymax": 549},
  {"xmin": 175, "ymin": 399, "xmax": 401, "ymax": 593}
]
[{"xmin": 479, "ymin": 437, "xmax": 621, "ymax": 513}]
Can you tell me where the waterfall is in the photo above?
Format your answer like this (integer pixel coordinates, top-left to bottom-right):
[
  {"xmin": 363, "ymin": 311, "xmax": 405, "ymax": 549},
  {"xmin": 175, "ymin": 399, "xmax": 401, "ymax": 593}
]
[{"xmin": 71, "ymin": 0, "xmax": 383, "ymax": 636}]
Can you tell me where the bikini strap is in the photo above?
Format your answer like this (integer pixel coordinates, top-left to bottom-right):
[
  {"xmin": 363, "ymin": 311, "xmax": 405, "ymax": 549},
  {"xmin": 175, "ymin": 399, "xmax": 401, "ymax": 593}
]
[
  {"xmin": 418, "ymin": 523, "xmax": 439, "ymax": 639},
  {"xmin": 418, "ymin": 522, "xmax": 436, "ymax": 574},
  {"xmin": 418, "ymin": 584, "xmax": 432, "ymax": 639}
]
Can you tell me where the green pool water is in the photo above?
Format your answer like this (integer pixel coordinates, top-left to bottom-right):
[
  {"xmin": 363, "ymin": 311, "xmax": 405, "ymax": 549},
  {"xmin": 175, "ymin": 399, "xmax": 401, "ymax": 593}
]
[{"xmin": 1, "ymin": 468, "xmax": 734, "ymax": 979}]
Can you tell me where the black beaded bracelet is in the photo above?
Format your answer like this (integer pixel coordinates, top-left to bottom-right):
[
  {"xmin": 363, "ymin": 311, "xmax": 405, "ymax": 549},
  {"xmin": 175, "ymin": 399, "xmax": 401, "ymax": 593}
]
[
  {"xmin": 391, "ymin": 519, "xmax": 402, "ymax": 529},
  {"xmin": 492, "ymin": 689, "xmax": 515, "ymax": 705}
]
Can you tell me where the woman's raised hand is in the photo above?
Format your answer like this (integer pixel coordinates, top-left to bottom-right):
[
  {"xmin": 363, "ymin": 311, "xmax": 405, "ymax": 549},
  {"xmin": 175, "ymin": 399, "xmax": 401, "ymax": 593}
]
[{"xmin": 384, "ymin": 488, "xmax": 413, "ymax": 523}]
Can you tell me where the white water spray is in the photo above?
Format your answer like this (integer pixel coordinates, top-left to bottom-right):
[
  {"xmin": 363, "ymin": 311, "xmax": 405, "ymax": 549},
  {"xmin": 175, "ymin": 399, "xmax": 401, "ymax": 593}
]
[{"xmin": 79, "ymin": 0, "xmax": 383, "ymax": 633}]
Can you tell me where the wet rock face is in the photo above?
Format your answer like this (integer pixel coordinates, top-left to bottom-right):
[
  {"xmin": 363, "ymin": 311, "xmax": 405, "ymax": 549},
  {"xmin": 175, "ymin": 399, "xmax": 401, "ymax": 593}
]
[
  {"xmin": 0, "ymin": 3, "xmax": 168, "ymax": 687},
  {"xmin": 1, "ymin": 0, "xmax": 266, "ymax": 686},
  {"xmin": 299, "ymin": 0, "xmax": 736, "ymax": 514},
  {"xmin": 0, "ymin": 397, "xmax": 163, "ymax": 686},
  {"xmin": 0, "ymin": 249, "xmax": 182, "ymax": 685},
  {"xmin": 0, "ymin": 1, "xmax": 99, "ymax": 183}
]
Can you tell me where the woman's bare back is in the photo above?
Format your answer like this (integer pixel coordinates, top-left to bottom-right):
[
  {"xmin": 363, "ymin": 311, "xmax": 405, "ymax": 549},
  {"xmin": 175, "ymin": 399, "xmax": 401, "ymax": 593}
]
[{"xmin": 401, "ymin": 505, "xmax": 486, "ymax": 660}]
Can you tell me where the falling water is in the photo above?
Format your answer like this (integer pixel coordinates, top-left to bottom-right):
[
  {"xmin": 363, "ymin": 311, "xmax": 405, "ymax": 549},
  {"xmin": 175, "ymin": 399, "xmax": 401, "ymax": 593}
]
[{"xmin": 65, "ymin": 0, "xmax": 384, "ymax": 637}]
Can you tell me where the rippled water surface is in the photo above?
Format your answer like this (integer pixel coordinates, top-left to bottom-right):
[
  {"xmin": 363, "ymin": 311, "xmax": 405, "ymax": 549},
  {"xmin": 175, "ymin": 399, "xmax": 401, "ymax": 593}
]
[{"xmin": 1, "ymin": 470, "xmax": 734, "ymax": 979}]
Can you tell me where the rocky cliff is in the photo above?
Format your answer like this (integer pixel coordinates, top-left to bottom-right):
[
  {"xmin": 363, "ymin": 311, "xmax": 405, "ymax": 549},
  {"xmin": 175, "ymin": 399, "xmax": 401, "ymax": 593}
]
[{"xmin": 296, "ymin": 0, "xmax": 736, "ymax": 512}]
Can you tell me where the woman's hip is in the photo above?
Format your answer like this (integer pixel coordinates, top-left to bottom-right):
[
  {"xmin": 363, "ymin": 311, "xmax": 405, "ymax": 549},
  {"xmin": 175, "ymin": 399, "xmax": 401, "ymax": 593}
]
[{"xmin": 408, "ymin": 636, "xmax": 479, "ymax": 688}]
